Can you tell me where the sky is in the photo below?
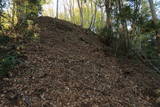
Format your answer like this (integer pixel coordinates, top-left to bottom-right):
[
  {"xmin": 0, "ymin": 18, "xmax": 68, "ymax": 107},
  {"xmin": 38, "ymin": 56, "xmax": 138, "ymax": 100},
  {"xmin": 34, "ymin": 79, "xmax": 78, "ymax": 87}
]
[
  {"xmin": 42, "ymin": 0, "xmax": 65, "ymax": 17},
  {"xmin": 42, "ymin": 0, "xmax": 81, "ymax": 17}
]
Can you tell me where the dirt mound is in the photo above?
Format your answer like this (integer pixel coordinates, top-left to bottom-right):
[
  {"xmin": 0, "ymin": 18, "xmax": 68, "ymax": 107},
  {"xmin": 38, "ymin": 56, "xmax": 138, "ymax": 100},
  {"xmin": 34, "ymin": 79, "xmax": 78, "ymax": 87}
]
[
  {"xmin": 1, "ymin": 16, "xmax": 160, "ymax": 107},
  {"xmin": 36, "ymin": 17, "xmax": 82, "ymax": 32}
]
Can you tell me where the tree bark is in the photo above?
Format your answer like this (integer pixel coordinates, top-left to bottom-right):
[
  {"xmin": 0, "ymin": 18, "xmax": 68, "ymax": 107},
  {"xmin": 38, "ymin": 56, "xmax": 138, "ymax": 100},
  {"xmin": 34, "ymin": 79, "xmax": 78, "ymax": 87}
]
[
  {"xmin": 105, "ymin": 0, "xmax": 112, "ymax": 31},
  {"xmin": 56, "ymin": 0, "xmax": 59, "ymax": 18},
  {"xmin": 77, "ymin": 0, "xmax": 83, "ymax": 27},
  {"xmin": 148, "ymin": 0, "xmax": 158, "ymax": 25},
  {"xmin": 148, "ymin": 0, "xmax": 160, "ymax": 55},
  {"xmin": 89, "ymin": 1, "xmax": 97, "ymax": 30}
]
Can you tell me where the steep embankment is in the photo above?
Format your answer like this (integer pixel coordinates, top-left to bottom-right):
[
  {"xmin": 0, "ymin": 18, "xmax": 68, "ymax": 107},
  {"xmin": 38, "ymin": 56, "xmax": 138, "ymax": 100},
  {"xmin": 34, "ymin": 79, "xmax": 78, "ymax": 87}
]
[{"xmin": 1, "ymin": 16, "xmax": 160, "ymax": 107}]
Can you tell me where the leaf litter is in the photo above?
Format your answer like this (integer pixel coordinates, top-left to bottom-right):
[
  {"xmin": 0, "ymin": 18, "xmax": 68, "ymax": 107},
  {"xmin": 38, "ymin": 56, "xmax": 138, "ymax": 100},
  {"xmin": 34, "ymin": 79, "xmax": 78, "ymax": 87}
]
[{"xmin": 1, "ymin": 16, "xmax": 160, "ymax": 107}]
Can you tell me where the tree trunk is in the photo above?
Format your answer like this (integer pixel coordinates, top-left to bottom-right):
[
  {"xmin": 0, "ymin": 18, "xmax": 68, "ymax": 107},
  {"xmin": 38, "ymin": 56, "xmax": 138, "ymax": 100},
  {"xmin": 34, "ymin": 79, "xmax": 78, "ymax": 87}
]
[
  {"xmin": 56, "ymin": 0, "xmax": 59, "ymax": 18},
  {"xmin": 77, "ymin": 0, "xmax": 83, "ymax": 27},
  {"xmin": 148, "ymin": 0, "xmax": 158, "ymax": 25},
  {"xmin": 105, "ymin": 0, "xmax": 112, "ymax": 36},
  {"xmin": 148, "ymin": 0, "xmax": 160, "ymax": 55},
  {"xmin": 100, "ymin": 7, "xmax": 104, "ymax": 26},
  {"xmin": 89, "ymin": 1, "xmax": 97, "ymax": 30},
  {"xmin": 11, "ymin": 1, "xmax": 16, "ymax": 28},
  {"xmin": 118, "ymin": 0, "xmax": 130, "ymax": 53}
]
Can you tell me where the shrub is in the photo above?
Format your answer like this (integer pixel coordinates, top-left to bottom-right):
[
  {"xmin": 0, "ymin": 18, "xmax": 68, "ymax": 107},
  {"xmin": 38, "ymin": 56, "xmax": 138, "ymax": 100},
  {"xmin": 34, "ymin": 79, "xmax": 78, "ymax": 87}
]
[
  {"xmin": 0, "ymin": 55, "xmax": 18, "ymax": 76},
  {"xmin": 0, "ymin": 35, "xmax": 10, "ymax": 45}
]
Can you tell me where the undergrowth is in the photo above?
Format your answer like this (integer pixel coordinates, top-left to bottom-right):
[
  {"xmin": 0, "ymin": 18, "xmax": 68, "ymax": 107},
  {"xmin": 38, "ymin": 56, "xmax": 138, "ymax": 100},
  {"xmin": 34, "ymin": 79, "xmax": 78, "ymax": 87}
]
[
  {"xmin": 0, "ymin": 54, "xmax": 19, "ymax": 76},
  {"xmin": 0, "ymin": 20, "xmax": 40, "ymax": 77},
  {"xmin": 0, "ymin": 35, "xmax": 20, "ymax": 77}
]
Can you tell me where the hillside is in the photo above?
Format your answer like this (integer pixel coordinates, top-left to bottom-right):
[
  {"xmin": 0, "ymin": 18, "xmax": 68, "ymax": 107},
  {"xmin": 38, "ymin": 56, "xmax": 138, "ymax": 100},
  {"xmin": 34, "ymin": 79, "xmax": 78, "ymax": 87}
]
[{"xmin": 0, "ymin": 16, "xmax": 160, "ymax": 107}]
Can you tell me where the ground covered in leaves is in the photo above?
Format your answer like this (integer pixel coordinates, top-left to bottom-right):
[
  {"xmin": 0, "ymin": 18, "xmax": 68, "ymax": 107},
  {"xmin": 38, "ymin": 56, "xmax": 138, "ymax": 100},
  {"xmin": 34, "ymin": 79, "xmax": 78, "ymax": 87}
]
[{"xmin": 1, "ymin": 16, "xmax": 160, "ymax": 107}]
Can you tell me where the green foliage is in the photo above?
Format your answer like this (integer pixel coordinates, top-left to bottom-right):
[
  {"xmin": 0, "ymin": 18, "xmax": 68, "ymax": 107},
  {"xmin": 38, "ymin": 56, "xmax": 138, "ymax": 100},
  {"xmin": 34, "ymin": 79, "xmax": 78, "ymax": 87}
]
[
  {"xmin": 0, "ymin": 35, "xmax": 22, "ymax": 77},
  {"xmin": 0, "ymin": 41, "xmax": 21, "ymax": 77},
  {"xmin": 25, "ymin": 20, "xmax": 40, "ymax": 40},
  {"xmin": 0, "ymin": 55, "xmax": 18, "ymax": 76},
  {"xmin": 118, "ymin": 6, "xmax": 132, "ymax": 21},
  {"xmin": 142, "ymin": 34, "xmax": 160, "ymax": 67},
  {"xmin": 141, "ymin": 20, "xmax": 160, "ymax": 33},
  {"xmin": 131, "ymin": 29, "xmax": 160, "ymax": 68},
  {"xmin": 15, "ymin": 0, "xmax": 44, "ymax": 30},
  {"xmin": 24, "ymin": 29, "xmax": 40, "ymax": 41},
  {"xmin": 0, "ymin": 35, "xmax": 10, "ymax": 45}
]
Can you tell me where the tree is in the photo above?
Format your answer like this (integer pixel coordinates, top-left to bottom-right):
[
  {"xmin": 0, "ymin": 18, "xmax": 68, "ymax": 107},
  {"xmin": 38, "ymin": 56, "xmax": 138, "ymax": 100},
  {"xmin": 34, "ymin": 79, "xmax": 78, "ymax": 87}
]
[
  {"xmin": 105, "ymin": 0, "xmax": 112, "ymax": 33},
  {"xmin": 56, "ymin": 0, "xmax": 59, "ymax": 18},
  {"xmin": 89, "ymin": 0, "xmax": 97, "ymax": 30},
  {"xmin": 13, "ymin": 0, "xmax": 42, "ymax": 29},
  {"xmin": 77, "ymin": 0, "xmax": 84, "ymax": 27},
  {"xmin": 0, "ymin": 0, "xmax": 6, "ymax": 33},
  {"xmin": 148, "ymin": 0, "xmax": 160, "ymax": 55},
  {"xmin": 148, "ymin": 0, "xmax": 158, "ymax": 25}
]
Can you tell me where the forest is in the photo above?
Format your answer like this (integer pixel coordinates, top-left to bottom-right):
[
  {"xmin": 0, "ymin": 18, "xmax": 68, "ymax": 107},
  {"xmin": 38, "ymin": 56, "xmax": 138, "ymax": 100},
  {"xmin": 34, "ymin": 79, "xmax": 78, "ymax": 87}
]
[{"xmin": 0, "ymin": 0, "xmax": 160, "ymax": 106}]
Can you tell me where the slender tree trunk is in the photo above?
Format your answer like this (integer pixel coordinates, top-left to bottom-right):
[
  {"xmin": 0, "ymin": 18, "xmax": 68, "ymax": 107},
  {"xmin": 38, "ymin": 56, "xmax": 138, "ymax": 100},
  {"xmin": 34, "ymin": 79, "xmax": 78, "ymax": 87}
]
[
  {"xmin": 92, "ymin": 4, "xmax": 97, "ymax": 30},
  {"xmin": 105, "ymin": 0, "xmax": 112, "ymax": 35},
  {"xmin": 148, "ymin": 0, "xmax": 158, "ymax": 25},
  {"xmin": 89, "ymin": 1, "xmax": 94, "ymax": 29},
  {"xmin": 0, "ymin": 14, "xmax": 2, "ymax": 32},
  {"xmin": 63, "ymin": 3, "xmax": 67, "ymax": 19},
  {"xmin": 100, "ymin": 7, "xmax": 104, "ymax": 26},
  {"xmin": 56, "ymin": 0, "xmax": 59, "ymax": 18},
  {"xmin": 77, "ymin": 0, "xmax": 83, "ymax": 27},
  {"xmin": 12, "ymin": 1, "xmax": 16, "ymax": 28},
  {"xmin": 89, "ymin": 2, "xmax": 97, "ymax": 30},
  {"xmin": 148, "ymin": 0, "xmax": 160, "ymax": 54},
  {"xmin": 68, "ymin": 0, "xmax": 74, "ymax": 22},
  {"xmin": 14, "ymin": 0, "xmax": 27, "ymax": 30},
  {"xmin": 0, "ymin": 9, "xmax": 2, "ymax": 30},
  {"xmin": 118, "ymin": 0, "xmax": 130, "ymax": 53},
  {"xmin": 72, "ymin": 0, "xmax": 75, "ymax": 23}
]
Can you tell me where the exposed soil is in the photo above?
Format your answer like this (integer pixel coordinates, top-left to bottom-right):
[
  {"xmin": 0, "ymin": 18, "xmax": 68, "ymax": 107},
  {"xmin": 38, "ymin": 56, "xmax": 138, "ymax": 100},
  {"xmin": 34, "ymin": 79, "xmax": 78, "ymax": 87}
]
[{"xmin": 1, "ymin": 16, "xmax": 160, "ymax": 107}]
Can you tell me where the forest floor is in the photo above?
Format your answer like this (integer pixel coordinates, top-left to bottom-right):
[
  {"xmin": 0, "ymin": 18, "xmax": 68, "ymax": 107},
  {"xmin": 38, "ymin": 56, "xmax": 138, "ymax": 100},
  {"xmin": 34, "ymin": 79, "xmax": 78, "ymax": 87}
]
[{"xmin": 1, "ymin": 16, "xmax": 160, "ymax": 107}]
